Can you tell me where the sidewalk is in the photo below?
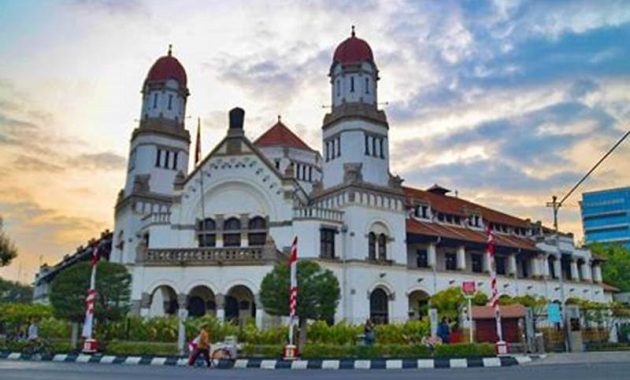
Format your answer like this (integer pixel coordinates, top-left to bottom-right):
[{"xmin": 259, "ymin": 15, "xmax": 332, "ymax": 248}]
[{"xmin": 531, "ymin": 351, "xmax": 630, "ymax": 365}]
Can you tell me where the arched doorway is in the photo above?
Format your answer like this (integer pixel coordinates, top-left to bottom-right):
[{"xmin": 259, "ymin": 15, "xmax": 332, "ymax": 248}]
[
  {"xmin": 408, "ymin": 290, "xmax": 430, "ymax": 320},
  {"xmin": 225, "ymin": 285, "xmax": 256, "ymax": 326},
  {"xmin": 370, "ymin": 288, "xmax": 389, "ymax": 324},
  {"xmin": 187, "ymin": 286, "xmax": 216, "ymax": 318},
  {"xmin": 149, "ymin": 285, "xmax": 178, "ymax": 317}
]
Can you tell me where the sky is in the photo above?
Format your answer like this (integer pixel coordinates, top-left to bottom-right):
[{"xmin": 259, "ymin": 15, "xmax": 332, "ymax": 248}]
[{"xmin": 0, "ymin": 0, "xmax": 629, "ymax": 284}]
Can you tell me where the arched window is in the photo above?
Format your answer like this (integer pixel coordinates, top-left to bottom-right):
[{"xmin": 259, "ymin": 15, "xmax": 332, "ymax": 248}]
[
  {"xmin": 248, "ymin": 216, "xmax": 267, "ymax": 246},
  {"xmin": 370, "ymin": 288, "xmax": 389, "ymax": 324},
  {"xmin": 378, "ymin": 234, "xmax": 387, "ymax": 261},
  {"xmin": 197, "ymin": 218, "xmax": 216, "ymax": 247},
  {"xmin": 223, "ymin": 217, "xmax": 241, "ymax": 247},
  {"xmin": 368, "ymin": 232, "xmax": 376, "ymax": 260}
]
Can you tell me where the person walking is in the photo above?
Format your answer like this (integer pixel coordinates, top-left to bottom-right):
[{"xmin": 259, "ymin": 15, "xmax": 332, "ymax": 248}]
[
  {"xmin": 188, "ymin": 328, "xmax": 211, "ymax": 367},
  {"xmin": 437, "ymin": 317, "xmax": 450, "ymax": 344},
  {"xmin": 364, "ymin": 318, "xmax": 375, "ymax": 346}
]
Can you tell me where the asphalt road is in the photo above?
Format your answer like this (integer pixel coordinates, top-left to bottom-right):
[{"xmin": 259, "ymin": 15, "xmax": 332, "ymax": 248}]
[{"xmin": 1, "ymin": 360, "xmax": 629, "ymax": 380}]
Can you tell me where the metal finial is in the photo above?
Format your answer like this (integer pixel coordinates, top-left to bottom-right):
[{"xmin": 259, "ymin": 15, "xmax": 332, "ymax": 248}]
[
  {"xmin": 277, "ymin": 114, "xmax": 281, "ymax": 122},
  {"xmin": 168, "ymin": 44, "xmax": 172, "ymax": 56},
  {"xmin": 351, "ymin": 25, "xmax": 355, "ymax": 37}
]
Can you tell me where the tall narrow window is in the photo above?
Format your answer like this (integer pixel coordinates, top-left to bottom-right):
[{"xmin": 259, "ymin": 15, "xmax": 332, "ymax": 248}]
[
  {"xmin": 248, "ymin": 217, "xmax": 267, "ymax": 246},
  {"xmin": 416, "ymin": 250, "xmax": 428, "ymax": 268},
  {"xmin": 378, "ymin": 234, "xmax": 387, "ymax": 261},
  {"xmin": 308, "ymin": 166, "xmax": 312, "ymax": 182},
  {"xmin": 153, "ymin": 93, "xmax": 158, "ymax": 109},
  {"xmin": 336, "ymin": 136, "xmax": 341, "ymax": 157},
  {"xmin": 223, "ymin": 218, "xmax": 241, "ymax": 247},
  {"xmin": 365, "ymin": 77, "xmax": 369, "ymax": 94},
  {"xmin": 168, "ymin": 94, "xmax": 173, "ymax": 110},
  {"xmin": 472, "ymin": 254, "xmax": 482, "ymax": 273},
  {"xmin": 379, "ymin": 138, "xmax": 384, "ymax": 159},
  {"xmin": 372, "ymin": 136, "xmax": 377, "ymax": 157},
  {"xmin": 197, "ymin": 218, "xmax": 216, "ymax": 248},
  {"xmin": 326, "ymin": 141, "xmax": 330, "ymax": 162},
  {"xmin": 320, "ymin": 228, "xmax": 336, "ymax": 259},
  {"xmin": 445, "ymin": 253, "xmax": 457, "ymax": 270},
  {"xmin": 164, "ymin": 151, "xmax": 170, "ymax": 169},
  {"xmin": 172, "ymin": 152, "xmax": 178, "ymax": 170},
  {"xmin": 365, "ymin": 134, "xmax": 370, "ymax": 155},
  {"xmin": 155, "ymin": 148, "xmax": 161, "ymax": 167},
  {"xmin": 350, "ymin": 76, "xmax": 355, "ymax": 92},
  {"xmin": 368, "ymin": 233, "xmax": 376, "ymax": 260},
  {"xmin": 336, "ymin": 80, "xmax": 340, "ymax": 97}
]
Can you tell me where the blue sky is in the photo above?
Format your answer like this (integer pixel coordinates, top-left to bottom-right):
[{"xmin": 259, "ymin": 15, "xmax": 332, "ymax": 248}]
[{"xmin": 0, "ymin": 0, "xmax": 629, "ymax": 282}]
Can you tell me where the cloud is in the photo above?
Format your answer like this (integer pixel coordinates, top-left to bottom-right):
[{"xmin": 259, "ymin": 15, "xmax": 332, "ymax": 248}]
[
  {"xmin": 12, "ymin": 155, "xmax": 65, "ymax": 173},
  {"xmin": 70, "ymin": 152, "xmax": 126, "ymax": 171}
]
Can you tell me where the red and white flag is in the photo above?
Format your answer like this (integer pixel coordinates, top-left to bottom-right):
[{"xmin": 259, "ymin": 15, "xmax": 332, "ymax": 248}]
[
  {"xmin": 288, "ymin": 236, "xmax": 298, "ymax": 345},
  {"xmin": 486, "ymin": 225, "xmax": 503, "ymax": 342},
  {"xmin": 194, "ymin": 118, "xmax": 202, "ymax": 165},
  {"xmin": 82, "ymin": 246, "xmax": 99, "ymax": 339}
]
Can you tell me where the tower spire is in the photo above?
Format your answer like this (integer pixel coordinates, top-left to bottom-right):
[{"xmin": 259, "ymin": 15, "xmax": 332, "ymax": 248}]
[{"xmin": 351, "ymin": 25, "xmax": 355, "ymax": 37}]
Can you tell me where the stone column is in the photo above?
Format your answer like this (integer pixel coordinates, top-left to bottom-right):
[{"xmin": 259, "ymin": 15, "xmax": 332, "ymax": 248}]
[
  {"xmin": 541, "ymin": 255, "xmax": 550, "ymax": 278},
  {"xmin": 508, "ymin": 254, "xmax": 517, "ymax": 276},
  {"xmin": 554, "ymin": 258, "xmax": 562, "ymax": 280},
  {"xmin": 570, "ymin": 259, "xmax": 579, "ymax": 281},
  {"xmin": 240, "ymin": 213, "xmax": 249, "ymax": 247},
  {"xmin": 531, "ymin": 256, "xmax": 541, "ymax": 277},
  {"xmin": 139, "ymin": 292, "xmax": 151, "ymax": 317},
  {"xmin": 456, "ymin": 246, "xmax": 466, "ymax": 270},
  {"xmin": 255, "ymin": 294, "xmax": 264, "ymax": 329},
  {"xmin": 177, "ymin": 294, "xmax": 188, "ymax": 356},
  {"xmin": 215, "ymin": 293, "xmax": 226, "ymax": 321},
  {"xmin": 593, "ymin": 265, "xmax": 603, "ymax": 283},
  {"xmin": 583, "ymin": 262, "xmax": 593, "ymax": 282},
  {"xmin": 427, "ymin": 243, "xmax": 437, "ymax": 268}
]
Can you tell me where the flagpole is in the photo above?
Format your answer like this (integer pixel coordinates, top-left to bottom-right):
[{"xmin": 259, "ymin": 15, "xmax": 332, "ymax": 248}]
[
  {"xmin": 286, "ymin": 236, "xmax": 298, "ymax": 357},
  {"xmin": 81, "ymin": 245, "xmax": 99, "ymax": 352},
  {"xmin": 486, "ymin": 226, "xmax": 506, "ymax": 353}
]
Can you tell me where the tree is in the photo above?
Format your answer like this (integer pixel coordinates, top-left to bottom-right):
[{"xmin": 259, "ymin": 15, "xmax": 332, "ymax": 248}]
[
  {"xmin": 260, "ymin": 261, "xmax": 340, "ymax": 349},
  {"xmin": 590, "ymin": 243, "xmax": 630, "ymax": 292},
  {"xmin": 429, "ymin": 287, "xmax": 488, "ymax": 320},
  {"xmin": 49, "ymin": 261, "xmax": 131, "ymax": 324},
  {"xmin": 0, "ymin": 277, "xmax": 33, "ymax": 303},
  {"xmin": 0, "ymin": 217, "xmax": 18, "ymax": 267}
]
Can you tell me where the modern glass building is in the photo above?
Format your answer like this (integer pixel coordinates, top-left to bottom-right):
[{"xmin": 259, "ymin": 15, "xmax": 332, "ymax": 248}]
[{"xmin": 580, "ymin": 187, "xmax": 630, "ymax": 248}]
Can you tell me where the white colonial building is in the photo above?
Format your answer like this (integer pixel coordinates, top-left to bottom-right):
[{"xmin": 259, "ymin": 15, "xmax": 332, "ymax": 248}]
[{"xmin": 111, "ymin": 32, "xmax": 610, "ymax": 327}]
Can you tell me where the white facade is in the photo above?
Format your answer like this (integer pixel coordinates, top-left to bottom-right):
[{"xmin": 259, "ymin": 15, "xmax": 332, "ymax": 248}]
[{"xmin": 111, "ymin": 38, "xmax": 609, "ymax": 327}]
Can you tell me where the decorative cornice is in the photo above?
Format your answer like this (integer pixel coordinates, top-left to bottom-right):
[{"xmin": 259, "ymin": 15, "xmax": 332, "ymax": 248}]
[{"xmin": 322, "ymin": 103, "xmax": 388, "ymax": 130}]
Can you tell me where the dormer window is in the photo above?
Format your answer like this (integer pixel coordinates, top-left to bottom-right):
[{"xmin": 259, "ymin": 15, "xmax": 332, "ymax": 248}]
[{"xmin": 414, "ymin": 204, "xmax": 430, "ymax": 219}]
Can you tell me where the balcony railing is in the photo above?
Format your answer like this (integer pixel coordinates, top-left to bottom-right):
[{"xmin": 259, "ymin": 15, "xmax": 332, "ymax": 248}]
[
  {"xmin": 140, "ymin": 246, "xmax": 281, "ymax": 266},
  {"xmin": 294, "ymin": 207, "xmax": 343, "ymax": 222},
  {"xmin": 141, "ymin": 212, "xmax": 171, "ymax": 228}
]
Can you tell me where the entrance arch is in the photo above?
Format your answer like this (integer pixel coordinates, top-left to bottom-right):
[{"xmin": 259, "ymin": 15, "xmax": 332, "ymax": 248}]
[
  {"xmin": 187, "ymin": 285, "xmax": 216, "ymax": 318},
  {"xmin": 225, "ymin": 285, "xmax": 256, "ymax": 326},
  {"xmin": 408, "ymin": 290, "xmax": 430, "ymax": 320},
  {"xmin": 149, "ymin": 285, "xmax": 178, "ymax": 317},
  {"xmin": 370, "ymin": 288, "xmax": 389, "ymax": 324}
]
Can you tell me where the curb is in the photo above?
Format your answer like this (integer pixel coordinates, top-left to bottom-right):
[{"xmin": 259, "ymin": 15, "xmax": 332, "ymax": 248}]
[{"xmin": 0, "ymin": 351, "xmax": 537, "ymax": 369}]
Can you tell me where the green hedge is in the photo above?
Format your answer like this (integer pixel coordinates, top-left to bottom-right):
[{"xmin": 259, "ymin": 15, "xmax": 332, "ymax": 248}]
[
  {"xmin": 242, "ymin": 343, "xmax": 491, "ymax": 359},
  {"xmin": 434, "ymin": 343, "xmax": 495, "ymax": 358},
  {"xmin": 586, "ymin": 342, "xmax": 630, "ymax": 352},
  {"xmin": 105, "ymin": 340, "xmax": 179, "ymax": 356}
]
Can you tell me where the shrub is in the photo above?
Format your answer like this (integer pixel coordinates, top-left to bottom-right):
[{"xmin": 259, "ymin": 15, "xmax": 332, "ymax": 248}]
[
  {"xmin": 241, "ymin": 344, "xmax": 285, "ymax": 357},
  {"xmin": 39, "ymin": 318, "xmax": 71, "ymax": 339},
  {"xmin": 105, "ymin": 340, "xmax": 178, "ymax": 356},
  {"xmin": 434, "ymin": 343, "xmax": 495, "ymax": 358}
]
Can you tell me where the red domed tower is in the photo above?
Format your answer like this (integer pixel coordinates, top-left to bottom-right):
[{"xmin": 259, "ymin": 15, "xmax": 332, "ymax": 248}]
[
  {"xmin": 322, "ymin": 27, "xmax": 390, "ymax": 189},
  {"xmin": 114, "ymin": 46, "xmax": 192, "ymax": 264}
]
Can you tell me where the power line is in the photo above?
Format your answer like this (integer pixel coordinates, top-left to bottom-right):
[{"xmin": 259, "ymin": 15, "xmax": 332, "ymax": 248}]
[{"xmin": 558, "ymin": 129, "xmax": 630, "ymax": 208}]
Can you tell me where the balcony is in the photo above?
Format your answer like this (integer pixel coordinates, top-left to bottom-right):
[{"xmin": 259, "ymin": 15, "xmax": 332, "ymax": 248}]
[
  {"xmin": 139, "ymin": 246, "xmax": 284, "ymax": 266},
  {"xmin": 141, "ymin": 212, "xmax": 171, "ymax": 229},
  {"xmin": 294, "ymin": 207, "xmax": 343, "ymax": 222}
]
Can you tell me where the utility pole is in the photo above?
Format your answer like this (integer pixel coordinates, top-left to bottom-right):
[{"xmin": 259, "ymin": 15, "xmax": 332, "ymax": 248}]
[{"xmin": 544, "ymin": 128, "xmax": 629, "ymax": 352}]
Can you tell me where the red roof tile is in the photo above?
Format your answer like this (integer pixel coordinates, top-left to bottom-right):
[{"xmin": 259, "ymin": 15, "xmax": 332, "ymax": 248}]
[
  {"xmin": 403, "ymin": 186, "xmax": 530, "ymax": 228},
  {"xmin": 472, "ymin": 305, "xmax": 526, "ymax": 319},
  {"xmin": 254, "ymin": 120, "xmax": 315, "ymax": 152},
  {"xmin": 406, "ymin": 219, "xmax": 537, "ymax": 251}
]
